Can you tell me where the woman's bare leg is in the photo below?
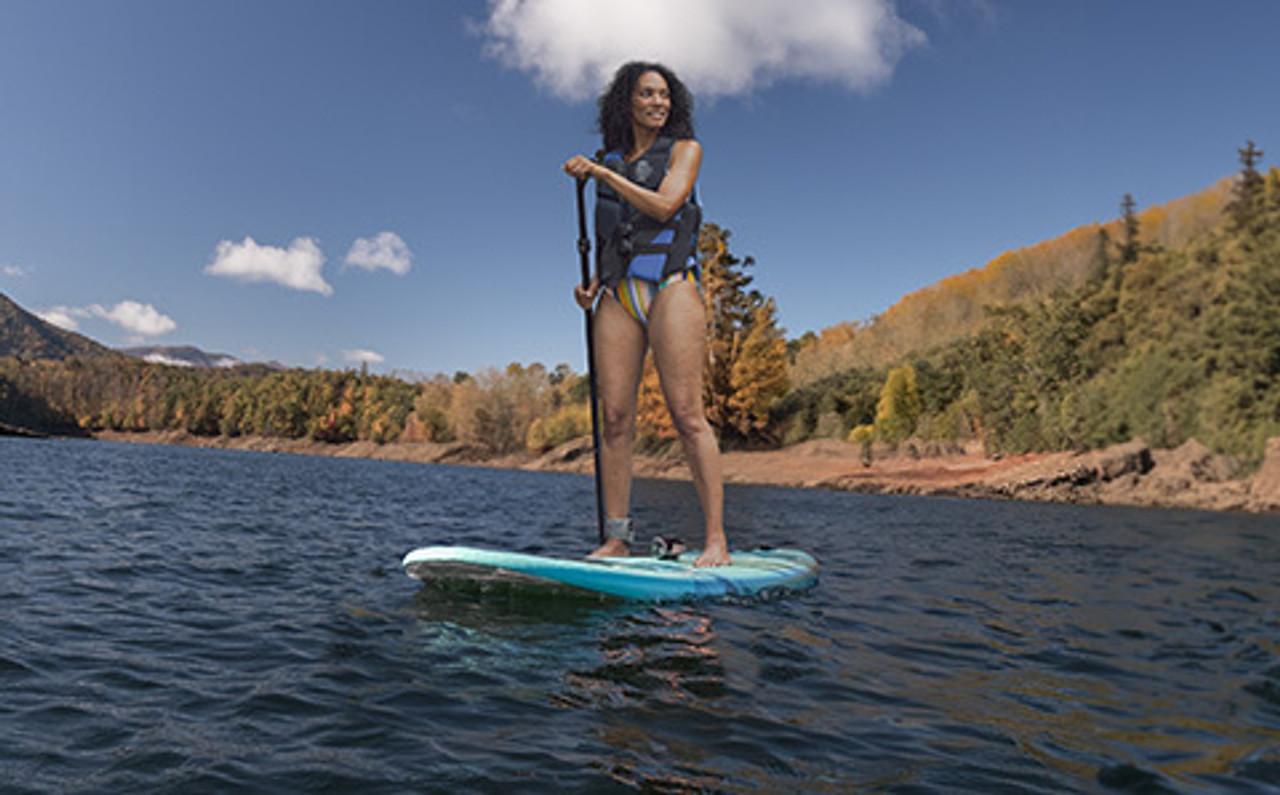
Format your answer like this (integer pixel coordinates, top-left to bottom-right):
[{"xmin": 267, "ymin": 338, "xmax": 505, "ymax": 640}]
[
  {"xmin": 587, "ymin": 295, "xmax": 647, "ymax": 557},
  {"xmin": 648, "ymin": 281, "xmax": 730, "ymax": 567}
]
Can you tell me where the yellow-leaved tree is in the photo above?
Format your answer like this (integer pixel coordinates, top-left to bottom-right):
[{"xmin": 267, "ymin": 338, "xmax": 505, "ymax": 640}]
[
  {"xmin": 874, "ymin": 364, "xmax": 922, "ymax": 447},
  {"xmin": 727, "ymin": 300, "xmax": 790, "ymax": 439},
  {"xmin": 699, "ymin": 223, "xmax": 789, "ymax": 445}
]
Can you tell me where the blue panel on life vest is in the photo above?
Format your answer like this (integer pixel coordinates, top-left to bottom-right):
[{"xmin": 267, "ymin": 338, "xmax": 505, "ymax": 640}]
[
  {"xmin": 627, "ymin": 253, "xmax": 666, "ymax": 282},
  {"xmin": 649, "ymin": 229, "xmax": 675, "ymax": 245}
]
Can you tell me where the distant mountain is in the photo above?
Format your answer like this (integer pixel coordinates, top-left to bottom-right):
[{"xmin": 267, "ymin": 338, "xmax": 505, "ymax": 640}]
[
  {"xmin": 118, "ymin": 345, "xmax": 244, "ymax": 369},
  {"xmin": 0, "ymin": 293, "xmax": 284, "ymax": 370},
  {"xmin": 0, "ymin": 292, "xmax": 118, "ymax": 360}
]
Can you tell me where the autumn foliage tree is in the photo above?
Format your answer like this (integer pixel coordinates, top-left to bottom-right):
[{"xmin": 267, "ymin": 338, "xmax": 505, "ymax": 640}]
[
  {"xmin": 727, "ymin": 300, "xmax": 789, "ymax": 439},
  {"xmin": 873, "ymin": 364, "xmax": 922, "ymax": 447},
  {"xmin": 697, "ymin": 223, "xmax": 789, "ymax": 445}
]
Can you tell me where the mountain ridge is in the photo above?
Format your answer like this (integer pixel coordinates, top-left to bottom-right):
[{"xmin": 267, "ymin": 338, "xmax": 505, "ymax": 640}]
[
  {"xmin": 0, "ymin": 294, "xmax": 285, "ymax": 370},
  {"xmin": 117, "ymin": 345, "xmax": 244, "ymax": 369},
  {"xmin": 0, "ymin": 292, "xmax": 119, "ymax": 360}
]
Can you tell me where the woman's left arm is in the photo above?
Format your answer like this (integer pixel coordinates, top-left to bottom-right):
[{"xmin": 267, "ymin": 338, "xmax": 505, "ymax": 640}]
[{"xmin": 563, "ymin": 139, "xmax": 702, "ymax": 223}]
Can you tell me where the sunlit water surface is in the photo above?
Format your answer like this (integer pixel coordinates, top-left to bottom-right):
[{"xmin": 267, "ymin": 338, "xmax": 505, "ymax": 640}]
[{"xmin": 2, "ymin": 437, "xmax": 1279, "ymax": 793}]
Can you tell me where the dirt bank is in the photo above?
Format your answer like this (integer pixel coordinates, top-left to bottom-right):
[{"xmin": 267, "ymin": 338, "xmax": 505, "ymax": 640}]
[{"xmin": 92, "ymin": 430, "xmax": 1279, "ymax": 514}]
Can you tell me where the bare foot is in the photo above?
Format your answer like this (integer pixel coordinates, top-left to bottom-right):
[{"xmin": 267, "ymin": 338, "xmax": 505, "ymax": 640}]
[
  {"xmin": 694, "ymin": 542, "xmax": 732, "ymax": 568},
  {"xmin": 588, "ymin": 539, "xmax": 630, "ymax": 559}
]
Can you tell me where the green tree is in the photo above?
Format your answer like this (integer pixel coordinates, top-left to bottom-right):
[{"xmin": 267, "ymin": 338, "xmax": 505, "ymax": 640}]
[
  {"xmin": 1092, "ymin": 227, "xmax": 1114, "ymax": 285},
  {"xmin": 1119, "ymin": 193, "xmax": 1141, "ymax": 264},
  {"xmin": 874, "ymin": 365, "xmax": 922, "ymax": 446},
  {"xmin": 1226, "ymin": 139, "xmax": 1265, "ymax": 232}
]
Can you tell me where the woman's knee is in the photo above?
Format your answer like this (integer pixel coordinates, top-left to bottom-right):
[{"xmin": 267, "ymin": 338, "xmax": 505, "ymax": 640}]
[
  {"xmin": 600, "ymin": 402, "xmax": 636, "ymax": 441},
  {"xmin": 668, "ymin": 403, "xmax": 711, "ymax": 441}
]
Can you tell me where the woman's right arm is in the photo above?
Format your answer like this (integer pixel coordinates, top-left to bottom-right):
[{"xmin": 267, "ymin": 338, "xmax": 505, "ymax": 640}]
[{"xmin": 562, "ymin": 139, "xmax": 702, "ymax": 223}]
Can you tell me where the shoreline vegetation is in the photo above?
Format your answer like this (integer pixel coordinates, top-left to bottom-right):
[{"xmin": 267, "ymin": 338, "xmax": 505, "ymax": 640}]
[{"xmin": 92, "ymin": 430, "xmax": 1280, "ymax": 515}]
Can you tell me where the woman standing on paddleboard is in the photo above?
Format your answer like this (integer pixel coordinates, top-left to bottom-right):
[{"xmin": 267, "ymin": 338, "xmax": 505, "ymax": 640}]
[{"xmin": 563, "ymin": 62, "xmax": 730, "ymax": 568}]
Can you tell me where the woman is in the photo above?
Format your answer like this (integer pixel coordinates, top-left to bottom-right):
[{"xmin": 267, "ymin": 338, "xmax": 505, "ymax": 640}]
[{"xmin": 562, "ymin": 62, "xmax": 730, "ymax": 568}]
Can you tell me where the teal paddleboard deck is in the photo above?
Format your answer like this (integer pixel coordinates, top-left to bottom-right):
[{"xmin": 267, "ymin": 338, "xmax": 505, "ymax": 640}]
[{"xmin": 401, "ymin": 546, "xmax": 818, "ymax": 602}]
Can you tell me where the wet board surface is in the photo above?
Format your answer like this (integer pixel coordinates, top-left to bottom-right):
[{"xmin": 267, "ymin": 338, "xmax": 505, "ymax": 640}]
[{"xmin": 401, "ymin": 545, "xmax": 819, "ymax": 602}]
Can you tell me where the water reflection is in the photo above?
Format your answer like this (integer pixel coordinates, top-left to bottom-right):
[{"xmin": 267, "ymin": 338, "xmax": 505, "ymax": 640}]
[
  {"xmin": 408, "ymin": 586, "xmax": 727, "ymax": 710},
  {"xmin": 408, "ymin": 584, "xmax": 737, "ymax": 788},
  {"xmin": 566, "ymin": 607, "xmax": 725, "ymax": 705}
]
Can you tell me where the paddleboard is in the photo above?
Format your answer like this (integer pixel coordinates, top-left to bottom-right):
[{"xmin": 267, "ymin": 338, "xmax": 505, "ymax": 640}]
[{"xmin": 401, "ymin": 545, "xmax": 818, "ymax": 602}]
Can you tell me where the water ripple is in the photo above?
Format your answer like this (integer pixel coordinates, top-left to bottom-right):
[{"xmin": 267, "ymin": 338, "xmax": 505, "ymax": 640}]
[{"xmin": 2, "ymin": 438, "xmax": 1279, "ymax": 791}]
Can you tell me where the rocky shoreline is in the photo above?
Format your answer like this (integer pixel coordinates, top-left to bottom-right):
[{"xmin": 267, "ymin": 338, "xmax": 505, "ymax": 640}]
[{"xmin": 90, "ymin": 429, "xmax": 1280, "ymax": 515}]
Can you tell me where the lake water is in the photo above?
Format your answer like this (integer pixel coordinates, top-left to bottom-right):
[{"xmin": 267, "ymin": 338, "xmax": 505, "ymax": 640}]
[{"xmin": 2, "ymin": 437, "xmax": 1279, "ymax": 793}]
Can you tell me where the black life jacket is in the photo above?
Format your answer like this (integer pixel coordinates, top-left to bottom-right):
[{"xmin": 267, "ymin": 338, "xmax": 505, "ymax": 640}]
[{"xmin": 595, "ymin": 136, "xmax": 702, "ymax": 288}]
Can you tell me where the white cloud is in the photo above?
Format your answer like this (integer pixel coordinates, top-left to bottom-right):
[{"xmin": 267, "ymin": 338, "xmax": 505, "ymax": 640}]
[
  {"xmin": 143, "ymin": 353, "xmax": 195, "ymax": 368},
  {"xmin": 90, "ymin": 301, "xmax": 177, "ymax": 337},
  {"xmin": 205, "ymin": 236, "xmax": 332, "ymax": 295},
  {"xmin": 37, "ymin": 300, "xmax": 176, "ymax": 338},
  {"xmin": 345, "ymin": 231, "xmax": 412, "ymax": 276},
  {"xmin": 2, "ymin": 264, "xmax": 27, "ymax": 277},
  {"xmin": 480, "ymin": 0, "xmax": 926, "ymax": 100},
  {"xmin": 37, "ymin": 305, "xmax": 84, "ymax": 331},
  {"xmin": 342, "ymin": 348, "xmax": 386, "ymax": 365}
]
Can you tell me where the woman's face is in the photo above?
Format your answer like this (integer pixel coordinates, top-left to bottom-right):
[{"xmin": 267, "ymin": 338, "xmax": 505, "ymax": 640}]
[{"xmin": 631, "ymin": 70, "xmax": 670, "ymax": 133}]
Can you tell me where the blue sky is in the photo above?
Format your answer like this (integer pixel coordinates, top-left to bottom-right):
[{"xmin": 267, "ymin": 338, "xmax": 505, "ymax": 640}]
[{"xmin": 2, "ymin": 0, "xmax": 1278, "ymax": 376}]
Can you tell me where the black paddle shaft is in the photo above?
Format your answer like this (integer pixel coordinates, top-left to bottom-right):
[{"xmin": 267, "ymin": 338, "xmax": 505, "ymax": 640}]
[{"xmin": 576, "ymin": 178, "xmax": 606, "ymax": 543}]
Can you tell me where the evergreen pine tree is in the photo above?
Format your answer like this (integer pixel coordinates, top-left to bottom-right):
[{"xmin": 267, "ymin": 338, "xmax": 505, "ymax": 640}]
[
  {"xmin": 1226, "ymin": 139, "xmax": 1265, "ymax": 232},
  {"xmin": 1119, "ymin": 193, "xmax": 1141, "ymax": 264},
  {"xmin": 1092, "ymin": 227, "xmax": 1112, "ymax": 283}
]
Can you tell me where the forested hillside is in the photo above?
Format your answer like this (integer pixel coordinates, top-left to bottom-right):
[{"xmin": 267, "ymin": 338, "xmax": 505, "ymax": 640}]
[
  {"xmin": 781, "ymin": 145, "xmax": 1280, "ymax": 470},
  {"xmin": 791, "ymin": 176, "xmax": 1234, "ymax": 386}
]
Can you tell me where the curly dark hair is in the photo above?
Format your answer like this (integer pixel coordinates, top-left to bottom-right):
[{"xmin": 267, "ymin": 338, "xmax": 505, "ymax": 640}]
[{"xmin": 597, "ymin": 61, "xmax": 695, "ymax": 154}]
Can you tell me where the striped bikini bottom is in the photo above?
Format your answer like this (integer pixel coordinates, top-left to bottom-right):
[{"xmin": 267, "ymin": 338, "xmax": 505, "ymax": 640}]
[{"xmin": 609, "ymin": 268, "xmax": 700, "ymax": 327}]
